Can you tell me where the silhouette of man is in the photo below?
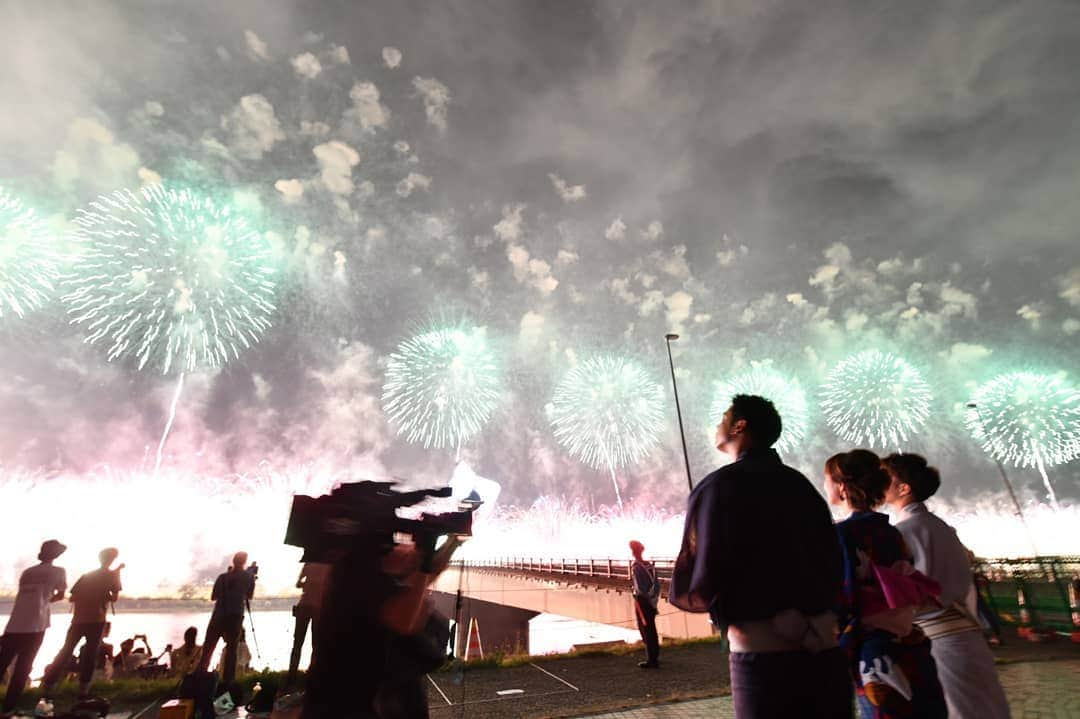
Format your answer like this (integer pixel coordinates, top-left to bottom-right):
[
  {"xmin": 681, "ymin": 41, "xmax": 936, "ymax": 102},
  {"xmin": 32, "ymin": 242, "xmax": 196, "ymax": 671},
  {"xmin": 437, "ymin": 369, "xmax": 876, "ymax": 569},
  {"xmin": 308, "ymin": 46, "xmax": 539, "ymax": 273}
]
[
  {"xmin": 670, "ymin": 395, "xmax": 851, "ymax": 719},
  {"xmin": 0, "ymin": 539, "xmax": 67, "ymax": 714},
  {"xmin": 41, "ymin": 547, "xmax": 121, "ymax": 700},
  {"xmin": 198, "ymin": 552, "xmax": 255, "ymax": 690},
  {"xmin": 629, "ymin": 540, "xmax": 660, "ymax": 668},
  {"xmin": 286, "ymin": 562, "xmax": 329, "ymax": 689}
]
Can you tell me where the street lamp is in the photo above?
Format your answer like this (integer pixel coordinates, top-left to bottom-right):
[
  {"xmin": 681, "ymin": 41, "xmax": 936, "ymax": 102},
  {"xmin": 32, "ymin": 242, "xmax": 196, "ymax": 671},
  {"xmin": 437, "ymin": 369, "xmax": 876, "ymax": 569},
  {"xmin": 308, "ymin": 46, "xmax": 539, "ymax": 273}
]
[
  {"xmin": 967, "ymin": 402, "xmax": 1039, "ymax": 557},
  {"xmin": 665, "ymin": 334, "xmax": 694, "ymax": 493}
]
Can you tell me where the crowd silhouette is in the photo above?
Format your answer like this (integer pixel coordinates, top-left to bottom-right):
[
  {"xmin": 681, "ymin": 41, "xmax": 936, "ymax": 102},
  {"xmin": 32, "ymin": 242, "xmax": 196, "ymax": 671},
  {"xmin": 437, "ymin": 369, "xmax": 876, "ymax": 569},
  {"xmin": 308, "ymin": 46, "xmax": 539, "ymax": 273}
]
[{"xmin": 1, "ymin": 393, "xmax": 1017, "ymax": 719}]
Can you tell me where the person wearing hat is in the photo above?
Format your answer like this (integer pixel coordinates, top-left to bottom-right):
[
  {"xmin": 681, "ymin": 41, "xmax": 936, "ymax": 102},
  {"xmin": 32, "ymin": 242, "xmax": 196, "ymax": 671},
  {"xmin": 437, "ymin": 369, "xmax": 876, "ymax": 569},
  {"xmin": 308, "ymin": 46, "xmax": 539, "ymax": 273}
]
[
  {"xmin": 0, "ymin": 539, "xmax": 67, "ymax": 716},
  {"xmin": 41, "ymin": 547, "xmax": 122, "ymax": 700}
]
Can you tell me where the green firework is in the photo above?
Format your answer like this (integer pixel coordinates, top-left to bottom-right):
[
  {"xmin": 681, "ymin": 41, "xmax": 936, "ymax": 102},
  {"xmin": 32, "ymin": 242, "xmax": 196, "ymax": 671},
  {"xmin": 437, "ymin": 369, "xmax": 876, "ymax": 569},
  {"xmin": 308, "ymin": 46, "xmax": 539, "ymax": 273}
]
[
  {"xmin": 966, "ymin": 372, "xmax": 1080, "ymax": 506},
  {"xmin": 819, "ymin": 349, "xmax": 932, "ymax": 449},
  {"xmin": 62, "ymin": 185, "xmax": 279, "ymax": 374},
  {"xmin": 548, "ymin": 355, "xmax": 665, "ymax": 507},
  {"xmin": 711, "ymin": 364, "xmax": 809, "ymax": 454},
  {"xmin": 0, "ymin": 186, "xmax": 61, "ymax": 319},
  {"xmin": 382, "ymin": 325, "xmax": 502, "ymax": 450}
]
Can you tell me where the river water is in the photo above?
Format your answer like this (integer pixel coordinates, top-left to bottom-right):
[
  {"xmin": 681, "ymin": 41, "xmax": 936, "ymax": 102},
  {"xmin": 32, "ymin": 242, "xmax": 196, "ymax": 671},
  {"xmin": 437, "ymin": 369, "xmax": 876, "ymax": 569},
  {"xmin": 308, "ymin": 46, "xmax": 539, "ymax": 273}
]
[{"xmin": 0, "ymin": 608, "xmax": 640, "ymax": 680}]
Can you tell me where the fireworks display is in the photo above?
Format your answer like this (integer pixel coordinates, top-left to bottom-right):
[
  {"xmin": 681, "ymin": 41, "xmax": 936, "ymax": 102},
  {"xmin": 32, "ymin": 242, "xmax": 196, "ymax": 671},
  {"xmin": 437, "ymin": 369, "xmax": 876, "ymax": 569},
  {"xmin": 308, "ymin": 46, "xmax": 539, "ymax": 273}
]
[
  {"xmin": 62, "ymin": 185, "xmax": 279, "ymax": 374},
  {"xmin": 382, "ymin": 325, "xmax": 502, "ymax": 451},
  {"xmin": 966, "ymin": 372, "xmax": 1080, "ymax": 507},
  {"xmin": 0, "ymin": 186, "xmax": 61, "ymax": 320},
  {"xmin": 819, "ymin": 349, "xmax": 933, "ymax": 449},
  {"xmin": 2, "ymin": 5, "xmax": 1080, "ymax": 614},
  {"xmin": 710, "ymin": 364, "xmax": 809, "ymax": 454},
  {"xmin": 548, "ymin": 355, "xmax": 666, "ymax": 507}
]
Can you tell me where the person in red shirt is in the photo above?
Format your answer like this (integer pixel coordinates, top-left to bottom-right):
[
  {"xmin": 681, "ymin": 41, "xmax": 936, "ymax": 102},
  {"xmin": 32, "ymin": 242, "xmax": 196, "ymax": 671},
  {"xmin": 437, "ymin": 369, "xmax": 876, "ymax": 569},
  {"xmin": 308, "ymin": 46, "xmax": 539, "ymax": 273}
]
[
  {"xmin": 41, "ymin": 547, "xmax": 122, "ymax": 700},
  {"xmin": 629, "ymin": 540, "xmax": 660, "ymax": 668}
]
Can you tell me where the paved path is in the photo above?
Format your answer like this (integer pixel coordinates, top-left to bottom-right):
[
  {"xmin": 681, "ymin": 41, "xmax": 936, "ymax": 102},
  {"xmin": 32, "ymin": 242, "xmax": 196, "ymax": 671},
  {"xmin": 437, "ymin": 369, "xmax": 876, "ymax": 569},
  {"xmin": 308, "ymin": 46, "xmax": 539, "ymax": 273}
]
[{"xmin": 577, "ymin": 660, "xmax": 1080, "ymax": 718}]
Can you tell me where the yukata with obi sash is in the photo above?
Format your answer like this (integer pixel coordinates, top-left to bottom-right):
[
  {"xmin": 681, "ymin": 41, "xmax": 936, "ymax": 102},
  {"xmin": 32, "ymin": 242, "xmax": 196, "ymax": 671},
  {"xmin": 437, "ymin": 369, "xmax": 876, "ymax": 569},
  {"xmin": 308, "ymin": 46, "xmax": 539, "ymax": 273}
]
[
  {"xmin": 895, "ymin": 501, "xmax": 1010, "ymax": 718},
  {"xmin": 835, "ymin": 511, "xmax": 947, "ymax": 719}
]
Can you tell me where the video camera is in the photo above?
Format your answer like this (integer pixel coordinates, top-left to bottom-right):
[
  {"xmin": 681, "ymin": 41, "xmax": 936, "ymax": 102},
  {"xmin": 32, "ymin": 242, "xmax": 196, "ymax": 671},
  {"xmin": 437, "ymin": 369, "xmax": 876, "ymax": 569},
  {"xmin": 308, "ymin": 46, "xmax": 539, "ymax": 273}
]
[{"xmin": 285, "ymin": 481, "xmax": 480, "ymax": 571}]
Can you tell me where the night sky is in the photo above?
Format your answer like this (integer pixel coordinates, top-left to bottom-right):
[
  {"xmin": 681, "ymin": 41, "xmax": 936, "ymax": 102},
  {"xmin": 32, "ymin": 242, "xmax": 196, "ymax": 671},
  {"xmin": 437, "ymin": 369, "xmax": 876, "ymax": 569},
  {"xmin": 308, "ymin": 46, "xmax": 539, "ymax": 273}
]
[{"xmin": 2, "ymin": 0, "xmax": 1078, "ymax": 509}]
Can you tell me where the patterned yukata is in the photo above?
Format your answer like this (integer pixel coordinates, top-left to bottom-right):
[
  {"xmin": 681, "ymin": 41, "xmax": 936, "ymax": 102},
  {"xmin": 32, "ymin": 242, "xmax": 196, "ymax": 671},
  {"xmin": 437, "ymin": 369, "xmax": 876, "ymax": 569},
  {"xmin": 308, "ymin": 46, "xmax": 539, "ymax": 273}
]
[{"xmin": 835, "ymin": 511, "xmax": 947, "ymax": 719}]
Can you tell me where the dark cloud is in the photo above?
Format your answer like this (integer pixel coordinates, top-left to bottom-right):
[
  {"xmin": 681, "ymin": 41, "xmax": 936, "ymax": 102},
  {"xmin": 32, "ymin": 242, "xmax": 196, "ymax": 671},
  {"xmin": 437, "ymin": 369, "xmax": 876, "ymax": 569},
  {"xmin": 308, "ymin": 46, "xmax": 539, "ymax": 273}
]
[{"xmin": 0, "ymin": 1, "xmax": 1077, "ymax": 506}]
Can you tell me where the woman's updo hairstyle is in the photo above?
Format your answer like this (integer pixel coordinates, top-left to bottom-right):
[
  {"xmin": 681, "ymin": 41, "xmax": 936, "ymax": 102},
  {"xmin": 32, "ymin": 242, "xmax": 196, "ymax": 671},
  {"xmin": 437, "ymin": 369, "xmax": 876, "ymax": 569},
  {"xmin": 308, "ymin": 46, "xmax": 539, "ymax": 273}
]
[
  {"xmin": 882, "ymin": 453, "xmax": 941, "ymax": 502},
  {"xmin": 825, "ymin": 449, "xmax": 890, "ymax": 511}
]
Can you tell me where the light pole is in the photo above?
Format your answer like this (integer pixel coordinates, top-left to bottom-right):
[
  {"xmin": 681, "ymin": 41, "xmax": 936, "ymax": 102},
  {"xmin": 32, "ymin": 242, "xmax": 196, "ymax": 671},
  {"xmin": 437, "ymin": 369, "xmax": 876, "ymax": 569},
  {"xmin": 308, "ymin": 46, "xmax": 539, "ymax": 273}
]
[
  {"xmin": 967, "ymin": 402, "xmax": 1039, "ymax": 557},
  {"xmin": 665, "ymin": 334, "xmax": 694, "ymax": 493}
]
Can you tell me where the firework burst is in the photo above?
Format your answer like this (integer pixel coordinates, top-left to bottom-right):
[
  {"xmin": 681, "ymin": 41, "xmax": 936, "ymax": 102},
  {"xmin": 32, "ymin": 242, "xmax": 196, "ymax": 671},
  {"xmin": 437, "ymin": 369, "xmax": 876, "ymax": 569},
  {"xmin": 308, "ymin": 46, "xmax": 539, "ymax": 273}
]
[
  {"xmin": 548, "ymin": 355, "xmax": 665, "ymax": 507},
  {"xmin": 382, "ymin": 325, "xmax": 502, "ymax": 451},
  {"xmin": 819, "ymin": 349, "xmax": 932, "ymax": 449},
  {"xmin": 0, "ymin": 186, "xmax": 62, "ymax": 320},
  {"xmin": 966, "ymin": 372, "xmax": 1080, "ymax": 508},
  {"xmin": 711, "ymin": 364, "xmax": 809, "ymax": 454},
  {"xmin": 62, "ymin": 184, "xmax": 279, "ymax": 374}
]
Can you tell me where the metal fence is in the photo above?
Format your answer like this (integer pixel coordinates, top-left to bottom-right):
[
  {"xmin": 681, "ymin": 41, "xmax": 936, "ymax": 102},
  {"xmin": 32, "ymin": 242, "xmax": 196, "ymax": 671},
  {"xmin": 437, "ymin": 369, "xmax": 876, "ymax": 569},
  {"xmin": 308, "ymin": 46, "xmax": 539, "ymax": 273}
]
[
  {"xmin": 974, "ymin": 556, "xmax": 1080, "ymax": 635},
  {"xmin": 454, "ymin": 555, "xmax": 1080, "ymax": 635}
]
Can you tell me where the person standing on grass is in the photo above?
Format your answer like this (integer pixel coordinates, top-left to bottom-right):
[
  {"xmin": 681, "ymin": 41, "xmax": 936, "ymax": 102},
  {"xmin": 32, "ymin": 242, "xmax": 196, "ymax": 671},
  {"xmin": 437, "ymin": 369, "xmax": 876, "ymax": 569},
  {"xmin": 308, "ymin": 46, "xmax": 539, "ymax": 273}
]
[
  {"xmin": 41, "ymin": 547, "xmax": 121, "ymax": 701},
  {"xmin": 0, "ymin": 539, "xmax": 67, "ymax": 716},
  {"xmin": 882, "ymin": 453, "xmax": 1010, "ymax": 719},
  {"xmin": 629, "ymin": 540, "xmax": 661, "ymax": 668},
  {"xmin": 286, "ymin": 561, "xmax": 330, "ymax": 689},
  {"xmin": 197, "ymin": 551, "xmax": 256, "ymax": 691},
  {"xmin": 670, "ymin": 394, "xmax": 852, "ymax": 718}
]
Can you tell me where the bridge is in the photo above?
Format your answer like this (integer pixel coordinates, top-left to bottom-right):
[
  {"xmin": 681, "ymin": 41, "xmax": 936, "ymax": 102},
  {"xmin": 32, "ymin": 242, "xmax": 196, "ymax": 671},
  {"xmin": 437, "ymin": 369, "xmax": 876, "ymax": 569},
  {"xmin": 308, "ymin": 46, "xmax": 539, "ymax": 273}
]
[{"xmin": 429, "ymin": 556, "xmax": 1080, "ymax": 658}]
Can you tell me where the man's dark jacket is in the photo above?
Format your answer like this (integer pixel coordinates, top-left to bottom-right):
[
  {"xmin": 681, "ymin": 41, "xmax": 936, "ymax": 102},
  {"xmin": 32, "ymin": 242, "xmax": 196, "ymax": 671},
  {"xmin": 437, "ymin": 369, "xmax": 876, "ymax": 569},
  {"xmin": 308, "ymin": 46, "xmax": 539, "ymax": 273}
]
[{"xmin": 669, "ymin": 448, "xmax": 842, "ymax": 626}]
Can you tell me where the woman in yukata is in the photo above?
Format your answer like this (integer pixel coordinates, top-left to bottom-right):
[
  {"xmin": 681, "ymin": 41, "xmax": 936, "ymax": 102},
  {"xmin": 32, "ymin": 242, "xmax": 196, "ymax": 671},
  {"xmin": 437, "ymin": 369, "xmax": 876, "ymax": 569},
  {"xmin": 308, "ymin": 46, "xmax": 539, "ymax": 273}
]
[
  {"xmin": 882, "ymin": 453, "xmax": 1010, "ymax": 719},
  {"xmin": 824, "ymin": 449, "xmax": 948, "ymax": 719}
]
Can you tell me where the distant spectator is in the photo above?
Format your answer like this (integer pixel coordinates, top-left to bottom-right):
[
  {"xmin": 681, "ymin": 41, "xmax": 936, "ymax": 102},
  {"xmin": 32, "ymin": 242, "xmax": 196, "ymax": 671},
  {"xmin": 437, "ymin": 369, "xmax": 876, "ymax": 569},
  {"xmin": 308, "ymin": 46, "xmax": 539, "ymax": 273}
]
[
  {"xmin": 113, "ymin": 635, "xmax": 153, "ymax": 678},
  {"xmin": 41, "ymin": 547, "xmax": 122, "ymax": 700},
  {"xmin": 216, "ymin": 628, "xmax": 251, "ymax": 678},
  {"xmin": 0, "ymin": 539, "xmax": 67, "ymax": 714},
  {"xmin": 629, "ymin": 540, "xmax": 660, "ymax": 668},
  {"xmin": 287, "ymin": 562, "xmax": 330, "ymax": 688},
  {"xmin": 170, "ymin": 627, "xmax": 203, "ymax": 676},
  {"xmin": 77, "ymin": 621, "xmax": 114, "ymax": 682},
  {"xmin": 197, "ymin": 552, "xmax": 256, "ymax": 689}
]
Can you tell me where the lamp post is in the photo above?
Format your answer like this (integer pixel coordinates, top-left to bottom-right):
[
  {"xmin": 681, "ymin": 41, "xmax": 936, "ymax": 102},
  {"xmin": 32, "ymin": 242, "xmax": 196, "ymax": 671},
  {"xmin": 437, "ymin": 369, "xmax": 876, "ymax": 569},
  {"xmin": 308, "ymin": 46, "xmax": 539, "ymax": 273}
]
[
  {"xmin": 665, "ymin": 334, "xmax": 694, "ymax": 492},
  {"xmin": 967, "ymin": 402, "xmax": 1039, "ymax": 557}
]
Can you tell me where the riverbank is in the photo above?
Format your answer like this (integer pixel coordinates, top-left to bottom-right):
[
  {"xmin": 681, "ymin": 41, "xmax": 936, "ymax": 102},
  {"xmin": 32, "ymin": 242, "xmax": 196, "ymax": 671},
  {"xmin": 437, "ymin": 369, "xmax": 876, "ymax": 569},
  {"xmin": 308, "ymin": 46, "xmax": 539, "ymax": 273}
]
[
  {"xmin": 0, "ymin": 597, "xmax": 299, "ymax": 612},
  {"xmin": 7, "ymin": 626, "xmax": 1079, "ymax": 717}
]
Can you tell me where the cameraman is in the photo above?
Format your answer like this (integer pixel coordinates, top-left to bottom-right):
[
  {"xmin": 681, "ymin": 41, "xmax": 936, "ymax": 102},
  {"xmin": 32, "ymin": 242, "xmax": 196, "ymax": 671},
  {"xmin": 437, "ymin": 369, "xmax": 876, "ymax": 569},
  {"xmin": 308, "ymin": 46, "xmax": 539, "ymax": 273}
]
[
  {"xmin": 197, "ymin": 551, "xmax": 255, "ymax": 690},
  {"xmin": 375, "ymin": 535, "xmax": 464, "ymax": 719},
  {"xmin": 303, "ymin": 535, "xmax": 464, "ymax": 719}
]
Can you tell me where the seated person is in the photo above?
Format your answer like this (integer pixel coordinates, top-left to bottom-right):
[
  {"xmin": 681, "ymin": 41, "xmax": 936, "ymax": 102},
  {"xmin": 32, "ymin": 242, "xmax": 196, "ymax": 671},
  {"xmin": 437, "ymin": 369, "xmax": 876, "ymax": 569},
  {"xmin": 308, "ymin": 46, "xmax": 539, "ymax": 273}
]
[
  {"xmin": 75, "ymin": 621, "xmax": 114, "ymax": 681},
  {"xmin": 170, "ymin": 627, "xmax": 203, "ymax": 676},
  {"xmin": 216, "ymin": 627, "xmax": 251, "ymax": 677},
  {"xmin": 113, "ymin": 635, "xmax": 153, "ymax": 677}
]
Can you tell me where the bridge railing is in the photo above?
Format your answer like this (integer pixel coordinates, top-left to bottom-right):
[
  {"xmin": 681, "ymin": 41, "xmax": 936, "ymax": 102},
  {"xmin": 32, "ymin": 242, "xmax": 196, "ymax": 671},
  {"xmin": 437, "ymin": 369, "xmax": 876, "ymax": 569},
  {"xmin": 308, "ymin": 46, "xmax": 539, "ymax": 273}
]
[
  {"xmin": 455, "ymin": 556, "xmax": 1080, "ymax": 581},
  {"xmin": 454, "ymin": 557, "xmax": 677, "ymax": 582},
  {"xmin": 451, "ymin": 556, "xmax": 1080, "ymax": 635}
]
